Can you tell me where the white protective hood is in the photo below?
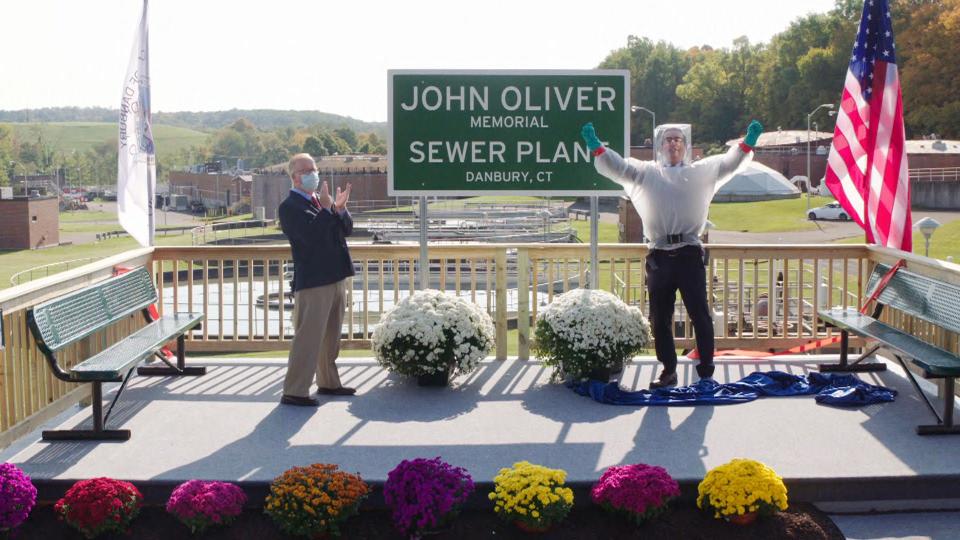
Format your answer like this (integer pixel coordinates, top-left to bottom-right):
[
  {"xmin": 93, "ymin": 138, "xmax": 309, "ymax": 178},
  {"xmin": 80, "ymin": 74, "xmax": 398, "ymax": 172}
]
[{"xmin": 653, "ymin": 123, "xmax": 692, "ymax": 167}]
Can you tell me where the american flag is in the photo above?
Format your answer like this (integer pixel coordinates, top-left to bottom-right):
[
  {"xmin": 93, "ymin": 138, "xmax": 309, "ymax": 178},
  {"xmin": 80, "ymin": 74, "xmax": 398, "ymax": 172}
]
[{"xmin": 824, "ymin": 0, "xmax": 912, "ymax": 252}]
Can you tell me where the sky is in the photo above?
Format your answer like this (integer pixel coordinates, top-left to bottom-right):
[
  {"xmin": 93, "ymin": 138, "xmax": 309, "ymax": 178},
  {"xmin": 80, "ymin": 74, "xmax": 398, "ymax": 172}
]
[{"xmin": 0, "ymin": 0, "xmax": 838, "ymax": 123}]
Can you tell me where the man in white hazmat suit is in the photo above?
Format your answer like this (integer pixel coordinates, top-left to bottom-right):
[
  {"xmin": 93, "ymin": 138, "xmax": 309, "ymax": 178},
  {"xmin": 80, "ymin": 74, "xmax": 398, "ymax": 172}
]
[{"xmin": 581, "ymin": 120, "xmax": 763, "ymax": 388}]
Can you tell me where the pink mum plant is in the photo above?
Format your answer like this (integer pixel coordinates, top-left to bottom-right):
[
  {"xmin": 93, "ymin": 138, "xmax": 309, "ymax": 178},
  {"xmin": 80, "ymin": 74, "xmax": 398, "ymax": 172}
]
[
  {"xmin": 166, "ymin": 480, "xmax": 246, "ymax": 534},
  {"xmin": 591, "ymin": 464, "xmax": 679, "ymax": 525}
]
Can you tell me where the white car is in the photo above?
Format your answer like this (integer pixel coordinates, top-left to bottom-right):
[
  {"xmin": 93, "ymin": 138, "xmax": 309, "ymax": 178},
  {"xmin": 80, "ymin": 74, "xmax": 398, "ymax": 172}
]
[{"xmin": 808, "ymin": 202, "xmax": 850, "ymax": 221}]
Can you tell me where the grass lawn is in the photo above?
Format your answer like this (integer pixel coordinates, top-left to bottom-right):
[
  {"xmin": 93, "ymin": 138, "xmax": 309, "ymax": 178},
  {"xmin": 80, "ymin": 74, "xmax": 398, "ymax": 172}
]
[
  {"xmin": 835, "ymin": 219, "xmax": 960, "ymax": 261},
  {"xmin": 569, "ymin": 220, "xmax": 619, "ymax": 243},
  {"xmin": 58, "ymin": 210, "xmax": 121, "ymax": 234},
  {"xmin": 58, "ymin": 222, "xmax": 126, "ymax": 234},
  {"xmin": 0, "ymin": 228, "xmax": 217, "ymax": 287},
  {"xmin": 3, "ymin": 122, "xmax": 209, "ymax": 158},
  {"xmin": 1, "ymin": 236, "xmax": 148, "ymax": 287},
  {"xmin": 708, "ymin": 195, "xmax": 836, "ymax": 233},
  {"xmin": 58, "ymin": 210, "xmax": 116, "ymax": 223}
]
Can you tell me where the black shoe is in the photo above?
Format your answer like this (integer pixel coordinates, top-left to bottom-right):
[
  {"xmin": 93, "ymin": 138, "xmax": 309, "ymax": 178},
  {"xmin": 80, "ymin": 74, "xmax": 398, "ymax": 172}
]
[
  {"xmin": 316, "ymin": 386, "xmax": 356, "ymax": 396},
  {"xmin": 649, "ymin": 372, "xmax": 678, "ymax": 389},
  {"xmin": 281, "ymin": 394, "xmax": 320, "ymax": 406}
]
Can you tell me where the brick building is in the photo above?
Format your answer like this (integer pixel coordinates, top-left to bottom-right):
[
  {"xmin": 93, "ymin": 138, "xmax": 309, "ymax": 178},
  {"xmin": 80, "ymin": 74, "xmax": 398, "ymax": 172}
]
[
  {"xmin": 167, "ymin": 172, "xmax": 252, "ymax": 212},
  {"xmin": 0, "ymin": 196, "xmax": 59, "ymax": 249},
  {"xmin": 253, "ymin": 155, "xmax": 392, "ymax": 219}
]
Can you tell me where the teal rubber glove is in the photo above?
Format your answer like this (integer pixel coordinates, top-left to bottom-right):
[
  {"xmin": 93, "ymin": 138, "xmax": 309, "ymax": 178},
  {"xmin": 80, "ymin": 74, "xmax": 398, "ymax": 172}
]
[
  {"xmin": 581, "ymin": 122, "xmax": 602, "ymax": 152},
  {"xmin": 744, "ymin": 120, "xmax": 763, "ymax": 147}
]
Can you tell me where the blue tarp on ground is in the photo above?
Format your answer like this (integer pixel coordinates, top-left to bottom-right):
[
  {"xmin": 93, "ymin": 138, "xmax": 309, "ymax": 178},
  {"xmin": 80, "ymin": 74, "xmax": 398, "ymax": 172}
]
[{"xmin": 569, "ymin": 370, "xmax": 897, "ymax": 407}]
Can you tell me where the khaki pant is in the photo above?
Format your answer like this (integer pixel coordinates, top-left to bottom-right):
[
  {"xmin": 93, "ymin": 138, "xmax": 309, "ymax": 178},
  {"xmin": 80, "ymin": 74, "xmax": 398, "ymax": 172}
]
[{"xmin": 284, "ymin": 279, "xmax": 347, "ymax": 397}]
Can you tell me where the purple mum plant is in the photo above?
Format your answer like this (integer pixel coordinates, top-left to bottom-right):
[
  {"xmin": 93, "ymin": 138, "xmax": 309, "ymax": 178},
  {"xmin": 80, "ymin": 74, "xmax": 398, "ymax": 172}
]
[
  {"xmin": 166, "ymin": 480, "xmax": 247, "ymax": 534},
  {"xmin": 591, "ymin": 464, "xmax": 680, "ymax": 525},
  {"xmin": 0, "ymin": 463, "xmax": 36, "ymax": 533},
  {"xmin": 384, "ymin": 457, "xmax": 474, "ymax": 537}
]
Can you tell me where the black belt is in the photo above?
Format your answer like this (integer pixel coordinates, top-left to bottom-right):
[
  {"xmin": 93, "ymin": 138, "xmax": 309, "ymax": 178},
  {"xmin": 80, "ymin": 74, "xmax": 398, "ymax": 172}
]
[{"xmin": 665, "ymin": 234, "xmax": 684, "ymax": 244}]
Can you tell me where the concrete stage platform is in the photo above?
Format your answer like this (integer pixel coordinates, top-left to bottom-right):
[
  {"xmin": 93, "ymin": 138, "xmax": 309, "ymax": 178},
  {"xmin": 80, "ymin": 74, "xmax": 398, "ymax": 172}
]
[{"xmin": 3, "ymin": 355, "xmax": 959, "ymax": 506}]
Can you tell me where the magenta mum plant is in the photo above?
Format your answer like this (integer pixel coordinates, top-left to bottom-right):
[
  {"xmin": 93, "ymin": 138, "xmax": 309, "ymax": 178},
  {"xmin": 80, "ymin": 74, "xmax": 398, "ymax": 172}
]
[
  {"xmin": 0, "ymin": 463, "xmax": 37, "ymax": 533},
  {"xmin": 166, "ymin": 480, "xmax": 247, "ymax": 534},
  {"xmin": 384, "ymin": 457, "xmax": 474, "ymax": 536},
  {"xmin": 591, "ymin": 464, "xmax": 680, "ymax": 525}
]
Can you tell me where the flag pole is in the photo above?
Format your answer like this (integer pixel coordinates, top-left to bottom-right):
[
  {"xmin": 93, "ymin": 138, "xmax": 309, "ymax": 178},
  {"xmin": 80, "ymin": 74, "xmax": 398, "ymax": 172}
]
[{"xmin": 148, "ymin": 156, "xmax": 155, "ymax": 247}]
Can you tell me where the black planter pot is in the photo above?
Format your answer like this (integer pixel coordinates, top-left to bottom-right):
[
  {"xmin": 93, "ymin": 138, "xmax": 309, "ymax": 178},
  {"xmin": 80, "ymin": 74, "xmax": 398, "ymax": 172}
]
[
  {"xmin": 611, "ymin": 359, "xmax": 625, "ymax": 374},
  {"xmin": 587, "ymin": 367, "xmax": 612, "ymax": 382},
  {"xmin": 417, "ymin": 370, "xmax": 450, "ymax": 387}
]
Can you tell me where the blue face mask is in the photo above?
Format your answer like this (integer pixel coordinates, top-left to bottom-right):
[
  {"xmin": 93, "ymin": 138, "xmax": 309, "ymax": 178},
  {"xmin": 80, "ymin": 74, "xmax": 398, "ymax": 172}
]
[{"xmin": 300, "ymin": 171, "xmax": 320, "ymax": 192}]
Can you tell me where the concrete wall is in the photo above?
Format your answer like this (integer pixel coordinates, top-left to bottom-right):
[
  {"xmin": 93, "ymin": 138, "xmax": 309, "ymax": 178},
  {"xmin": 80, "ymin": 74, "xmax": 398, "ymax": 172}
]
[
  {"xmin": 912, "ymin": 182, "xmax": 960, "ymax": 209},
  {"xmin": 0, "ymin": 197, "xmax": 59, "ymax": 249},
  {"xmin": 168, "ymin": 172, "xmax": 250, "ymax": 208},
  {"xmin": 252, "ymin": 172, "xmax": 392, "ymax": 220},
  {"xmin": 251, "ymin": 173, "xmax": 290, "ymax": 220}
]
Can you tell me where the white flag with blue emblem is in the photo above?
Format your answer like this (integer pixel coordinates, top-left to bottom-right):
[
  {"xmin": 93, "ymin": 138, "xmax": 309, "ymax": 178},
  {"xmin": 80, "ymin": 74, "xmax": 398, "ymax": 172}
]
[{"xmin": 117, "ymin": 0, "xmax": 155, "ymax": 247}]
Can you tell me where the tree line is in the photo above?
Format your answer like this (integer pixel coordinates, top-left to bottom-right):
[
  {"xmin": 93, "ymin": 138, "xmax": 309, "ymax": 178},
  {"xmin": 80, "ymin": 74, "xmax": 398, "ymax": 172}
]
[
  {"xmin": 0, "ymin": 107, "xmax": 387, "ymax": 136},
  {"xmin": 600, "ymin": 0, "xmax": 955, "ymax": 147},
  {"xmin": 0, "ymin": 119, "xmax": 386, "ymax": 187}
]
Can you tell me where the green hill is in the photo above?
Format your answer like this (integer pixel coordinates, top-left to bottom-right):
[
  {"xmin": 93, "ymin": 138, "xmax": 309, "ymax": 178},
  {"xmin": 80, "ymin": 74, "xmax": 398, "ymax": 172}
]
[
  {"xmin": 3, "ymin": 122, "xmax": 209, "ymax": 157},
  {"xmin": 0, "ymin": 107, "xmax": 386, "ymax": 137}
]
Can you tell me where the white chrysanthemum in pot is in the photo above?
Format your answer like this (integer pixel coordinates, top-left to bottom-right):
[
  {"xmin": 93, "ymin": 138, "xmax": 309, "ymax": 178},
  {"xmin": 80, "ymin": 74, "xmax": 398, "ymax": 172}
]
[
  {"xmin": 372, "ymin": 290, "xmax": 495, "ymax": 380},
  {"xmin": 533, "ymin": 288, "xmax": 651, "ymax": 380}
]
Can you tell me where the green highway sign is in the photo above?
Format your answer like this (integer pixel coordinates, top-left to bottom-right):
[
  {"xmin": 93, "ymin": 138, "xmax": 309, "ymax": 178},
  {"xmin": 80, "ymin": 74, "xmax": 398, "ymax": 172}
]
[{"xmin": 389, "ymin": 70, "xmax": 630, "ymax": 196}]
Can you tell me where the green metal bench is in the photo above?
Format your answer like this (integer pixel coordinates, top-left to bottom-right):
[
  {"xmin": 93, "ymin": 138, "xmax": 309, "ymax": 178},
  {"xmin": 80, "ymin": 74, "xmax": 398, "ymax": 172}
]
[
  {"xmin": 27, "ymin": 266, "xmax": 205, "ymax": 441},
  {"xmin": 818, "ymin": 263, "xmax": 960, "ymax": 435}
]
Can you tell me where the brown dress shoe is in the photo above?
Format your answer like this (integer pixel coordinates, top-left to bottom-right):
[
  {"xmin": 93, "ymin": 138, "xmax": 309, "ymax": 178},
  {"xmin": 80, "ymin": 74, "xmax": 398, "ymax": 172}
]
[
  {"xmin": 649, "ymin": 372, "xmax": 678, "ymax": 389},
  {"xmin": 281, "ymin": 394, "xmax": 320, "ymax": 406},
  {"xmin": 316, "ymin": 386, "xmax": 357, "ymax": 396}
]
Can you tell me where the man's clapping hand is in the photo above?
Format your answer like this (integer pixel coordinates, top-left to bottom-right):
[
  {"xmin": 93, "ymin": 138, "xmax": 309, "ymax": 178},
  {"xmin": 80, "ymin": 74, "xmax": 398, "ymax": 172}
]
[
  {"xmin": 317, "ymin": 181, "xmax": 333, "ymax": 209},
  {"xmin": 335, "ymin": 183, "xmax": 352, "ymax": 212}
]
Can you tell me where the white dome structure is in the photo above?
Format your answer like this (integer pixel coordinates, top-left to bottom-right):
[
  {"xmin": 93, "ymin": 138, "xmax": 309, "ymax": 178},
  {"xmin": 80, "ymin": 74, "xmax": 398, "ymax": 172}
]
[{"xmin": 713, "ymin": 161, "xmax": 801, "ymax": 202}]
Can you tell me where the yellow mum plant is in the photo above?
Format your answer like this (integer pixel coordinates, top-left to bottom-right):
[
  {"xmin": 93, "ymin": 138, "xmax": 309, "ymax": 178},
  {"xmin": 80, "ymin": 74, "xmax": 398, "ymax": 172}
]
[
  {"xmin": 264, "ymin": 463, "xmax": 370, "ymax": 538},
  {"xmin": 697, "ymin": 458, "xmax": 788, "ymax": 521},
  {"xmin": 488, "ymin": 461, "xmax": 574, "ymax": 531}
]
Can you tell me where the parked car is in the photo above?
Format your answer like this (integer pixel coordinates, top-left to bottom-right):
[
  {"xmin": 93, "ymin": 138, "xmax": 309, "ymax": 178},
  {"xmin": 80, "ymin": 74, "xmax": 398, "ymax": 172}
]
[{"xmin": 808, "ymin": 202, "xmax": 849, "ymax": 221}]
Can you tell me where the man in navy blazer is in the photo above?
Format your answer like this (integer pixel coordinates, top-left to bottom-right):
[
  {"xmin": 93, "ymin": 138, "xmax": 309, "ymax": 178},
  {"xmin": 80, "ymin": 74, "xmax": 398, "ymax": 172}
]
[{"xmin": 278, "ymin": 153, "xmax": 355, "ymax": 406}]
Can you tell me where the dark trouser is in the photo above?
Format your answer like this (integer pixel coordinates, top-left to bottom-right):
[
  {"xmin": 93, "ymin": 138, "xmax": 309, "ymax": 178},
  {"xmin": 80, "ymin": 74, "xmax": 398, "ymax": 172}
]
[{"xmin": 646, "ymin": 245, "xmax": 715, "ymax": 378}]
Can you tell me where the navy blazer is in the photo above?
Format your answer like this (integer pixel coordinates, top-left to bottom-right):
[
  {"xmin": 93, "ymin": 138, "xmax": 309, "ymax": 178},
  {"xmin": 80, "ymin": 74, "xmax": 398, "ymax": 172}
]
[{"xmin": 278, "ymin": 191, "xmax": 355, "ymax": 292}]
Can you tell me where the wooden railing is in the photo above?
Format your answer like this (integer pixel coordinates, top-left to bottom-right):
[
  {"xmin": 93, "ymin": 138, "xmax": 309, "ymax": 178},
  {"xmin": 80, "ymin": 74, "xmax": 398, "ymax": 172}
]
[
  {"xmin": 2, "ymin": 242, "xmax": 958, "ymax": 447},
  {"xmin": 522, "ymin": 244, "xmax": 872, "ymax": 354},
  {"xmin": 149, "ymin": 245, "xmax": 509, "ymax": 359},
  {"xmin": 146, "ymin": 243, "xmax": 872, "ymax": 357}
]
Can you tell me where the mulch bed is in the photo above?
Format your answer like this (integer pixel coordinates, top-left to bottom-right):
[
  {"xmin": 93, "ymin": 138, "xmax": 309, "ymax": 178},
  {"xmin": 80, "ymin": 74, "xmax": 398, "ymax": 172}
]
[{"xmin": 16, "ymin": 501, "xmax": 844, "ymax": 539}]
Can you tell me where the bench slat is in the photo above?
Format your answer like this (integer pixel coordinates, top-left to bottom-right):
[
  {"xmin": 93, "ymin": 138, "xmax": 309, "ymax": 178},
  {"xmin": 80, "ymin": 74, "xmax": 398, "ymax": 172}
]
[
  {"xmin": 71, "ymin": 313, "xmax": 202, "ymax": 381},
  {"xmin": 30, "ymin": 268, "xmax": 157, "ymax": 352},
  {"xmin": 870, "ymin": 263, "xmax": 960, "ymax": 335},
  {"xmin": 820, "ymin": 308, "xmax": 960, "ymax": 377}
]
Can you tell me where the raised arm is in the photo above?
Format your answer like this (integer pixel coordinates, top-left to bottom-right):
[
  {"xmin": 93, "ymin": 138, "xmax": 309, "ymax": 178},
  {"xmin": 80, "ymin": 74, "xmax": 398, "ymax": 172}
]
[
  {"xmin": 581, "ymin": 122, "xmax": 649, "ymax": 191},
  {"xmin": 694, "ymin": 120, "xmax": 763, "ymax": 185}
]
